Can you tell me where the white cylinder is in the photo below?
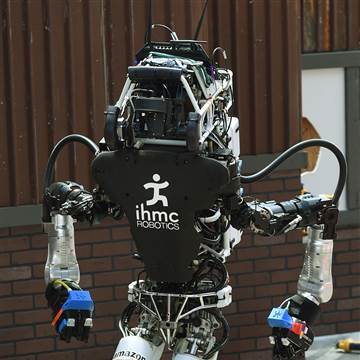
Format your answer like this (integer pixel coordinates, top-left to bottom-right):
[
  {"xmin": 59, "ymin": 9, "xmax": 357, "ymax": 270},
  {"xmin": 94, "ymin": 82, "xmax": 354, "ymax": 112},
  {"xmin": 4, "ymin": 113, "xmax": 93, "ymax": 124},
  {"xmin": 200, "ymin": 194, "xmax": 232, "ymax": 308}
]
[
  {"xmin": 172, "ymin": 355, "xmax": 199, "ymax": 360},
  {"xmin": 298, "ymin": 225, "xmax": 334, "ymax": 303},
  {"xmin": 44, "ymin": 214, "xmax": 79, "ymax": 284},
  {"xmin": 172, "ymin": 353, "xmax": 218, "ymax": 360},
  {"xmin": 112, "ymin": 336, "xmax": 164, "ymax": 360}
]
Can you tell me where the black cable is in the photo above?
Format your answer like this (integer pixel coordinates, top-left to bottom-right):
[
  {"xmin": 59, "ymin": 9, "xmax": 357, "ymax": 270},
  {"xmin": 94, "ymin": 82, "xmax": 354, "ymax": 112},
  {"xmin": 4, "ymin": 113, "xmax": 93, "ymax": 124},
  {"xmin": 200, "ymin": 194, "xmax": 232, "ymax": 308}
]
[
  {"xmin": 152, "ymin": 24, "xmax": 178, "ymax": 41},
  {"xmin": 189, "ymin": 257, "xmax": 227, "ymax": 294},
  {"xmin": 43, "ymin": 134, "xmax": 99, "ymax": 192},
  {"xmin": 152, "ymin": 23, "xmax": 173, "ymax": 33},
  {"xmin": 137, "ymin": 270, "xmax": 146, "ymax": 287},
  {"xmin": 240, "ymin": 139, "xmax": 347, "ymax": 205},
  {"xmin": 212, "ymin": 47, "xmax": 228, "ymax": 69},
  {"xmin": 42, "ymin": 134, "xmax": 99, "ymax": 222},
  {"xmin": 208, "ymin": 132, "xmax": 225, "ymax": 149},
  {"xmin": 162, "ymin": 83, "xmax": 171, "ymax": 98},
  {"xmin": 201, "ymin": 221, "xmax": 218, "ymax": 235},
  {"xmin": 204, "ymin": 309, "xmax": 230, "ymax": 359},
  {"xmin": 193, "ymin": 0, "xmax": 209, "ymax": 40},
  {"xmin": 223, "ymin": 113, "xmax": 232, "ymax": 138},
  {"xmin": 144, "ymin": 0, "xmax": 152, "ymax": 44},
  {"xmin": 120, "ymin": 302, "xmax": 137, "ymax": 333}
]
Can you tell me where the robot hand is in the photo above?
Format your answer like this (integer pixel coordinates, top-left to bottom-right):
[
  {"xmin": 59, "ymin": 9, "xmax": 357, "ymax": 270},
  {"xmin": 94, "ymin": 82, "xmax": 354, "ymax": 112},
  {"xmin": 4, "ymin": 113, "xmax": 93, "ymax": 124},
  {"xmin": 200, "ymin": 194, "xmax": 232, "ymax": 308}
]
[
  {"xmin": 44, "ymin": 181, "xmax": 123, "ymax": 224},
  {"xmin": 267, "ymin": 294, "xmax": 320, "ymax": 359},
  {"xmin": 45, "ymin": 279, "xmax": 94, "ymax": 342},
  {"xmin": 44, "ymin": 181, "xmax": 94, "ymax": 221}
]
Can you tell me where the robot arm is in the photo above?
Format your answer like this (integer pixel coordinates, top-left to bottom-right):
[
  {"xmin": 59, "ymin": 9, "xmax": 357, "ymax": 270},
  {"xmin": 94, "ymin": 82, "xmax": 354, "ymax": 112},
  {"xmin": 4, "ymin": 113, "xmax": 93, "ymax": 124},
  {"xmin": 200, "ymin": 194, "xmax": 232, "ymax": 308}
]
[
  {"xmin": 42, "ymin": 180, "xmax": 96, "ymax": 342},
  {"xmin": 43, "ymin": 180, "xmax": 124, "ymax": 342},
  {"xmin": 42, "ymin": 182, "xmax": 94, "ymax": 342},
  {"xmin": 43, "ymin": 181, "xmax": 96, "ymax": 287},
  {"xmin": 41, "ymin": 133, "xmax": 125, "ymax": 342},
  {"xmin": 230, "ymin": 193, "xmax": 339, "ymax": 359}
]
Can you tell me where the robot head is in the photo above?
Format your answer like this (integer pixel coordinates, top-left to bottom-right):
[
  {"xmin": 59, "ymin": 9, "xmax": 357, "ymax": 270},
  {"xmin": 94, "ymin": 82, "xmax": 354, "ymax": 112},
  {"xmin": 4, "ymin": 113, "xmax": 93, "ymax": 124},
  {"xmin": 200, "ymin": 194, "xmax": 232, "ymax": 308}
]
[{"xmin": 103, "ymin": 34, "xmax": 233, "ymax": 153}]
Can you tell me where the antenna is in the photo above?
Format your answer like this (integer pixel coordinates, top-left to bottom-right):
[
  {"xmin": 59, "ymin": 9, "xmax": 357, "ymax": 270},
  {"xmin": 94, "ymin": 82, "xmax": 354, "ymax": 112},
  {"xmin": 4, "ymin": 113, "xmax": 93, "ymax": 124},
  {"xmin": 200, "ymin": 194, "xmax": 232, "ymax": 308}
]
[
  {"xmin": 193, "ymin": 0, "xmax": 209, "ymax": 40},
  {"xmin": 144, "ymin": 0, "xmax": 152, "ymax": 44}
]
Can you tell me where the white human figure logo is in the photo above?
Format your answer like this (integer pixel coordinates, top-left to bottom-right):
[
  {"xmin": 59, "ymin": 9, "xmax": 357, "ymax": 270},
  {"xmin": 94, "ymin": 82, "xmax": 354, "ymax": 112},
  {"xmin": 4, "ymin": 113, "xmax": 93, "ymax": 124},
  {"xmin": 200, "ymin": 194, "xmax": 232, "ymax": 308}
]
[{"xmin": 143, "ymin": 174, "xmax": 169, "ymax": 207}]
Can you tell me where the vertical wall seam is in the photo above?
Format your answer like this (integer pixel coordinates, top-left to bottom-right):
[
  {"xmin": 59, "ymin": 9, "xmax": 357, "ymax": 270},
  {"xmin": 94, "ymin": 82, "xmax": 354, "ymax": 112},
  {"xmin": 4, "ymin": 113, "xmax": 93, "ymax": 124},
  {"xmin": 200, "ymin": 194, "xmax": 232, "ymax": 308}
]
[
  {"xmin": 64, "ymin": 0, "xmax": 75, "ymax": 180},
  {"xmin": 229, "ymin": 0, "xmax": 238, "ymax": 121},
  {"xmin": 22, "ymin": 1, "xmax": 37, "ymax": 203},
  {"xmin": 103, "ymin": 0, "xmax": 113, "ymax": 103},
  {"xmin": 43, "ymin": 0, "xmax": 54, "ymax": 156},
  {"xmin": 265, "ymin": 0, "xmax": 273, "ymax": 153},
  {"xmin": 83, "ymin": 0, "xmax": 93, "ymax": 141},
  {"xmin": 3, "ymin": 1, "xmax": 15, "ymax": 205},
  {"xmin": 283, "ymin": 1, "xmax": 290, "ymax": 149},
  {"xmin": 101, "ymin": 0, "xmax": 109, "ymax": 106},
  {"xmin": 248, "ymin": 1, "xmax": 255, "ymax": 154}
]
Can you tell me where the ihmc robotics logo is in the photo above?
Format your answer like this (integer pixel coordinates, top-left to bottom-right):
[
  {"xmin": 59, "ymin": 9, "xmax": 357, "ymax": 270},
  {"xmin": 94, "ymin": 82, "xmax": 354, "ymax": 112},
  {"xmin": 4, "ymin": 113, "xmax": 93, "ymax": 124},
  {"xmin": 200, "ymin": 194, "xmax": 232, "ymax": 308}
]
[{"xmin": 135, "ymin": 174, "xmax": 180, "ymax": 231}]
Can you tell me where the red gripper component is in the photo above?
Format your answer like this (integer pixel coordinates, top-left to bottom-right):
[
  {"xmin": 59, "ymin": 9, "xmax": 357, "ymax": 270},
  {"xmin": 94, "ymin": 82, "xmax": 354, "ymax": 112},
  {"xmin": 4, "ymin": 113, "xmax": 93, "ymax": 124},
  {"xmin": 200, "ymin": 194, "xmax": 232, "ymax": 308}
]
[{"xmin": 291, "ymin": 321, "xmax": 305, "ymax": 335}]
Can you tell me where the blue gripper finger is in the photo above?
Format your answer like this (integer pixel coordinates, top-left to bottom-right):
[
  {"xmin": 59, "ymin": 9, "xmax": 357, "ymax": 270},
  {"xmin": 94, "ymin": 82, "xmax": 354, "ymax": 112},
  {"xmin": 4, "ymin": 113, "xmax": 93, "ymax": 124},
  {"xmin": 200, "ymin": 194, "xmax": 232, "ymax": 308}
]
[
  {"xmin": 61, "ymin": 290, "xmax": 94, "ymax": 312},
  {"xmin": 267, "ymin": 307, "xmax": 293, "ymax": 329}
]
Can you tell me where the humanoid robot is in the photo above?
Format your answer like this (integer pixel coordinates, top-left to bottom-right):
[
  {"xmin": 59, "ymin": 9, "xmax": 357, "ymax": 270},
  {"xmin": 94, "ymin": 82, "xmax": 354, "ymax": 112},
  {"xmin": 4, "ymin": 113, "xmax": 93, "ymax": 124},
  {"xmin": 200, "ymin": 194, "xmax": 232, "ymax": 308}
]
[{"xmin": 41, "ymin": 15, "xmax": 347, "ymax": 360}]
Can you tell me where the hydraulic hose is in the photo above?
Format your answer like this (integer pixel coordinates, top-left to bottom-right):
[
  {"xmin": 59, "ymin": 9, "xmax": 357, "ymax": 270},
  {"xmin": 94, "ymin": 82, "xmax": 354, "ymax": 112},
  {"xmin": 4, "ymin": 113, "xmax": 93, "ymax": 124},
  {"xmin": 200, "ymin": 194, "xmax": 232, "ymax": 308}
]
[
  {"xmin": 42, "ymin": 134, "xmax": 99, "ymax": 222},
  {"xmin": 240, "ymin": 139, "xmax": 347, "ymax": 205},
  {"xmin": 43, "ymin": 134, "xmax": 99, "ymax": 192}
]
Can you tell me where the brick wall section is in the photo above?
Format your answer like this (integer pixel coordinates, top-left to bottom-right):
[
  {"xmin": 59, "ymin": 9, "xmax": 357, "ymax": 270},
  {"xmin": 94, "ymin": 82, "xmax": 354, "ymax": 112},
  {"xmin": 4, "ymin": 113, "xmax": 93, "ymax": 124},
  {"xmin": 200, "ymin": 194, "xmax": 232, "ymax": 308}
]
[{"xmin": 0, "ymin": 170, "xmax": 359, "ymax": 359}]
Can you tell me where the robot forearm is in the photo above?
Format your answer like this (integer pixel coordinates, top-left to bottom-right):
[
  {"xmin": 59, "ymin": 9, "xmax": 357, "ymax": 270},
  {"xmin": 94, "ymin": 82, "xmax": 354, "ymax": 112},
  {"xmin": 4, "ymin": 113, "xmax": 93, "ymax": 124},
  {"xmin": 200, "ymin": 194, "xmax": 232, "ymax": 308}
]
[
  {"xmin": 267, "ymin": 224, "xmax": 334, "ymax": 358},
  {"xmin": 43, "ymin": 181, "xmax": 93, "ymax": 284},
  {"xmin": 44, "ymin": 214, "xmax": 79, "ymax": 284},
  {"xmin": 232, "ymin": 193, "xmax": 334, "ymax": 236},
  {"xmin": 297, "ymin": 225, "xmax": 334, "ymax": 303},
  {"xmin": 43, "ymin": 213, "xmax": 94, "ymax": 342}
]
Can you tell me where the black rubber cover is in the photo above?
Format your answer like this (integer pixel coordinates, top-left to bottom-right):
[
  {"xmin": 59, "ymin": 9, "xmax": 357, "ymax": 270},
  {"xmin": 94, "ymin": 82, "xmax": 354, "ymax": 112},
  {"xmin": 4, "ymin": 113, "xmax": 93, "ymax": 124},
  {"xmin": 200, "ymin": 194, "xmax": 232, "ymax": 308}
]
[
  {"xmin": 128, "ymin": 66, "xmax": 183, "ymax": 81},
  {"xmin": 132, "ymin": 97, "xmax": 170, "ymax": 113},
  {"xmin": 186, "ymin": 112, "xmax": 201, "ymax": 152},
  {"xmin": 92, "ymin": 149, "xmax": 229, "ymax": 282},
  {"xmin": 288, "ymin": 294, "xmax": 320, "ymax": 325},
  {"xmin": 135, "ymin": 41, "xmax": 212, "ymax": 68},
  {"xmin": 104, "ymin": 106, "xmax": 120, "ymax": 150}
]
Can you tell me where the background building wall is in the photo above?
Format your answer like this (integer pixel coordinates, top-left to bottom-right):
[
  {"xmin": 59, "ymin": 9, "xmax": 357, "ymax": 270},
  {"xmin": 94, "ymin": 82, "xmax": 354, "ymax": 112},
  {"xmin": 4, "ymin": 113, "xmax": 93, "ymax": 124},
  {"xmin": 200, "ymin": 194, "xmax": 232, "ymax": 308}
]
[
  {"xmin": 0, "ymin": 0, "xmax": 359, "ymax": 359},
  {"xmin": 302, "ymin": 0, "xmax": 360, "ymax": 52},
  {"xmin": 0, "ymin": 0, "xmax": 301, "ymax": 206}
]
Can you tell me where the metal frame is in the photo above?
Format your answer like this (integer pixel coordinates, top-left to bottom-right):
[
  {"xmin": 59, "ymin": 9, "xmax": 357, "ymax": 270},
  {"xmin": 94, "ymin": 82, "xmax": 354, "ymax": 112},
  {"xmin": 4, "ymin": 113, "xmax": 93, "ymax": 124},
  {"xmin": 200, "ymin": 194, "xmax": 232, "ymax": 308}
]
[
  {"xmin": 302, "ymin": 51, "xmax": 360, "ymax": 227},
  {"xmin": 302, "ymin": 50, "xmax": 360, "ymax": 69},
  {"xmin": 115, "ymin": 61, "xmax": 233, "ymax": 148},
  {"xmin": 345, "ymin": 67, "xmax": 360, "ymax": 211},
  {"xmin": 126, "ymin": 280, "xmax": 231, "ymax": 348}
]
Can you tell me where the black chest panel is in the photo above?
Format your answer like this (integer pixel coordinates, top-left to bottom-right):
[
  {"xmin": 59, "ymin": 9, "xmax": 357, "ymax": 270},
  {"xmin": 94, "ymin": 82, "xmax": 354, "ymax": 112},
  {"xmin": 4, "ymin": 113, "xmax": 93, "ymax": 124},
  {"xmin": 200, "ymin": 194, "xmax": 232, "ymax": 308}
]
[{"xmin": 92, "ymin": 150, "xmax": 229, "ymax": 282}]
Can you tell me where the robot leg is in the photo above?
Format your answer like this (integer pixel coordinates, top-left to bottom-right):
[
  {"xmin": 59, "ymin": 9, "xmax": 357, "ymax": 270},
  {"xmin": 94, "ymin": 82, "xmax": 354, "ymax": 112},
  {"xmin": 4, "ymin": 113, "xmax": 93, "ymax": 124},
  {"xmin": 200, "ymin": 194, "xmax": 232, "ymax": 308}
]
[{"xmin": 112, "ymin": 335, "xmax": 165, "ymax": 360}]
